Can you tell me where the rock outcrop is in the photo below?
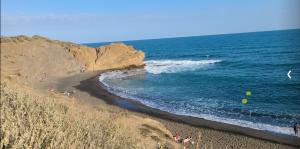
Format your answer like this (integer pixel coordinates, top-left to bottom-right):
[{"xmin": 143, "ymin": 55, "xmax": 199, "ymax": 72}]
[
  {"xmin": 94, "ymin": 43, "xmax": 145, "ymax": 70},
  {"xmin": 67, "ymin": 43, "xmax": 144, "ymax": 71},
  {"xmin": 1, "ymin": 35, "xmax": 145, "ymax": 86}
]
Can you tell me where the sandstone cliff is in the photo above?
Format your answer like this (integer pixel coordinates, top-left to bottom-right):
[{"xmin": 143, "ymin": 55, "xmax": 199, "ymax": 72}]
[
  {"xmin": 67, "ymin": 42, "xmax": 145, "ymax": 71},
  {"xmin": 1, "ymin": 35, "xmax": 145, "ymax": 86}
]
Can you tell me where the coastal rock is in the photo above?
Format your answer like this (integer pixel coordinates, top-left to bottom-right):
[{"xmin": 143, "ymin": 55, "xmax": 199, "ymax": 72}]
[
  {"xmin": 66, "ymin": 42, "xmax": 145, "ymax": 71},
  {"xmin": 94, "ymin": 43, "xmax": 145, "ymax": 71},
  {"xmin": 65, "ymin": 44, "xmax": 97, "ymax": 70},
  {"xmin": 1, "ymin": 35, "xmax": 145, "ymax": 86}
]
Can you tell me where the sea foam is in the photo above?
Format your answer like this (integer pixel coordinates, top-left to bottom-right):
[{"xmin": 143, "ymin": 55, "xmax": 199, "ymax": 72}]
[
  {"xmin": 99, "ymin": 73, "xmax": 297, "ymax": 137},
  {"xmin": 98, "ymin": 59, "xmax": 298, "ymax": 137},
  {"xmin": 145, "ymin": 59, "xmax": 221, "ymax": 74}
]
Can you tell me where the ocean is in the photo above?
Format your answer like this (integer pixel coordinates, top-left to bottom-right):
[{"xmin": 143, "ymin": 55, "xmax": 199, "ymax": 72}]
[{"xmin": 86, "ymin": 29, "xmax": 300, "ymax": 136}]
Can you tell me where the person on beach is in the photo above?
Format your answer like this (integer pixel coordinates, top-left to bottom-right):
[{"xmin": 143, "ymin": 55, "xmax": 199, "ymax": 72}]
[
  {"xmin": 173, "ymin": 133, "xmax": 181, "ymax": 143},
  {"xmin": 183, "ymin": 136, "xmax": 193, "ymax": 146},
  {"xmin": 294, "ymin": 123, "xmax": 300, "ymax": 136}
]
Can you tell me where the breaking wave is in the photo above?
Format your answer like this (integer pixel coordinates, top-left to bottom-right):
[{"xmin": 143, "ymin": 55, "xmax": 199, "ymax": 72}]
[{"xmin": 145, "ymin": 59, "xmax": 222, "ymax": 74}]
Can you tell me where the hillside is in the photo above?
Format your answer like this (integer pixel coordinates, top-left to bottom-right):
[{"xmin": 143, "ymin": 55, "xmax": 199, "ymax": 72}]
[
  {"xmin": 0, "ymin": 35, "xmax": 178, "ymax": 149},
  {"xmin": 1, "ymin": 35, "xmax": 144, "ymax": 87}
]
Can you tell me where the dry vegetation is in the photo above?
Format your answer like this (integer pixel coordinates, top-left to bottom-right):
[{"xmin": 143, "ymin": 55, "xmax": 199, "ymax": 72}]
[
  {"xmin": 0, "ymin": 82, "xmax": 178, "ymax": 149},
  {"xmin": 0, "ymin": 35, "xmax": 179, "ymax": 149},
  {"xmin": 1, "ymin": 35, "xmax": 296, "ymax": 149},
  {"xmin": 0, "ymin": 83, "xmax": 136, "ymax": 148}
]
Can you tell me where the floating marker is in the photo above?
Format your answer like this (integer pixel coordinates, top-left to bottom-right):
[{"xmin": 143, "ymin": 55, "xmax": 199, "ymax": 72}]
[
  {"xmin": 246, "ymin": 91, "xmax": 251, "ymax": 96},
  {"xmin": 242, "ymin": 98, "xmax": 248, "ymax": 104}
]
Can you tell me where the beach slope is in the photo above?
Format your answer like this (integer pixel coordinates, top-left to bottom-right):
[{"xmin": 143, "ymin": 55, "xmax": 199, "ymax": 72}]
[
  {"xmin": 1, "ymin": 35, "xmax": 298, "ymax": 149},
  {"xmin": 1, "ymin": 35, "xmax": 178, "ymax": 149}
]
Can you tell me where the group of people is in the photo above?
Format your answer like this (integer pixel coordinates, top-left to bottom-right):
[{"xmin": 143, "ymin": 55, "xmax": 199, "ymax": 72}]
[
  {"xmin": 172, "ymin": 123, "xmax": 300, "ymax": 148},
  {"xmin": 173, "ymin": 133, "xmax": 194, "ymax": 147}
]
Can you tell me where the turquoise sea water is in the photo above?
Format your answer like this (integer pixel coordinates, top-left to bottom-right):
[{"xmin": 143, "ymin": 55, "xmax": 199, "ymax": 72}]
[{"xmin": 86, "ymin": 29, "xmax": 300, "ymax": 136}]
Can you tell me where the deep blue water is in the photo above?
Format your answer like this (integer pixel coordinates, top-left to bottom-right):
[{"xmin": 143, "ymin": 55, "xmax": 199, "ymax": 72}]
[{"xmin": 86, "ymin": 29, "xmax": 300, "ymax": 136}]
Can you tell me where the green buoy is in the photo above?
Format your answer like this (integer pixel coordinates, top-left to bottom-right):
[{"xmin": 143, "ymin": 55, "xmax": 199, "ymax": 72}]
[{"xmin": 246, "ymin": 91, "xmax": 251, "ymax": 96}]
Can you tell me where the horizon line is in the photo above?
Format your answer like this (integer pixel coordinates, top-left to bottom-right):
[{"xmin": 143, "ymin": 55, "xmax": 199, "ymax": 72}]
[{"xmin": 83, "ymin": 28, "xmax": 300, "ymax": 45}]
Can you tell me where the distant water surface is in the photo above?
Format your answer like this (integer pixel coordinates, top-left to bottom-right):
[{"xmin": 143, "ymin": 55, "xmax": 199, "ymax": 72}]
[{"xmin": 86, "ymin": 29, "xmax": 300, "ymax": 136}]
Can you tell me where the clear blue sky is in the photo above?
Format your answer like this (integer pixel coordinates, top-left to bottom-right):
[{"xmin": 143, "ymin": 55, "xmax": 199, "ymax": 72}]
[{"xmin": 1, "ymin": 0, "xmax": 300, "ymax": 43}]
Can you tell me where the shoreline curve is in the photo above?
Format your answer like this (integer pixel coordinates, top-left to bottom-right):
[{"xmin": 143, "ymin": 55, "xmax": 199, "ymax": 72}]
[{"xmin": 72, "ymin": 72, "xmax": 300, "ymax": 147}]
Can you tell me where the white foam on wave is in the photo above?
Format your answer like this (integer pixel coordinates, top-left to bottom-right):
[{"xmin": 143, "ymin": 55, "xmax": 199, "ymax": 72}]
[
  {"xmin": 98, "ymin": 60, "xmax": 298, "ymax": 137},
  {"xmin": 145, "ymin": 59, "xmax": 222, "ymax": 74},
  {"xmin": 100, "ymin": 69, "xmax": 144, "ymax": 80},
  {"xmin": 183, "ymin": 112, "xmax": 297, "ymax": 137}
]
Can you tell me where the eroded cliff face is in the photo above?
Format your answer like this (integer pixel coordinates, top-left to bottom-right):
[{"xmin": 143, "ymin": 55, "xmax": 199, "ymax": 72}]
[
  {"xmin": 1, "ymin": 35, "xmax": 145, "ymax": 86},
  {"xmin": 94, "ymin": 43, "xmax": 145, "ymax": 71},
  {"xmin": 67, "ymin": 42, "xmax": 145, "ymax": 71}
]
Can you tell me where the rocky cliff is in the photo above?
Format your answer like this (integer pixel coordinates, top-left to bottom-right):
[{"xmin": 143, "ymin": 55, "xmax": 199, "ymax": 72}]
[
  {"xmin": 1, "ymin": 35, "xmax": 144, "ymax": 86},
  {"xmin": 67, "ymin": 42, "xmax": 145, "ymax": 71}
]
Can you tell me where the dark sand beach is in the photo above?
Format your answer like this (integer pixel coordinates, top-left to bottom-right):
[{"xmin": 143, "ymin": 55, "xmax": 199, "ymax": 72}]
[
  {"xmin": 2, "ymin": 35, "xmax": 299, "ymax": 149},
  {"xmin": 53, "ymin": 72, "xmax": 300, "ymax": 149},
  {"xmin": 2, "ymin": 0, "xmax": 300, "ymax": 148}
]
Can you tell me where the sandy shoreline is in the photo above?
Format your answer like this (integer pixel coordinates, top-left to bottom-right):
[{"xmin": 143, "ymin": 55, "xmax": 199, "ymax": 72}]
[
  {"xmin": 53, "ymin": 72, "xmax": 300, "ymax": 148},
  {"xmin": 3, "ymin": 35, "xmax": 299, "ymax": 148}
]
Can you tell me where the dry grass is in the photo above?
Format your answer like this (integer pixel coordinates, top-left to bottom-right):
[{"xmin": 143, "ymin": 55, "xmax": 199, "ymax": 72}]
[
  {"xmin": 0, "ymin": 83, "xmax": 141, "ymax": 149},
  {"xmin": 0, "ymin": 81, "xmax": 179, "ymax": 149}
]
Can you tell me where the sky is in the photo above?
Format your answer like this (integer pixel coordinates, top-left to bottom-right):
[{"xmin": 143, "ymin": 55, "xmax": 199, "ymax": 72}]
[{"xmin": 1, "ymin": 0, "xmax": 300, "ymax": 43}]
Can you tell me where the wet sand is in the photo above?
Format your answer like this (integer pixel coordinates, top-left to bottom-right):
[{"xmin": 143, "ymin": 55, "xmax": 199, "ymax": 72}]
[{"xmin": 54, "ymin": 72, "xmax": 300, "ymax": 149}]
